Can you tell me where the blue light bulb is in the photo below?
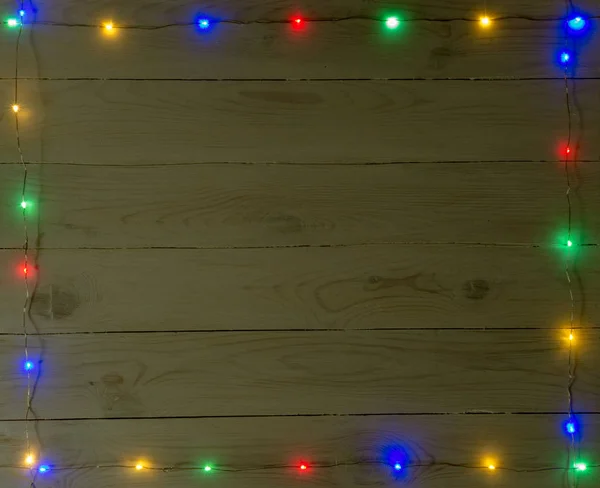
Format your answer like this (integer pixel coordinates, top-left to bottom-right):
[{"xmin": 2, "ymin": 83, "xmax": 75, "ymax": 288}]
[
  {"xmin": 19, "ymin": 10, "xmax": 25, "ymax": 17},
  {"xmin": 394, "ymin": 463, "xmax": 402, "ymax": 471},
  {"xmin": 24, "ymin": 361, "xmax": 34, "ymax": 371},
  {"xmin": 565, "ymin": 418, "xmax": 578, "ymax": 435},
  {"xmin": 198, "ymin": 18, "xmax": 210, "ymax": 29},
  {"xmin": 567, "ymin": 16, "xmax": 586, "ymax": 32},
  {"xmin": 560, "ymin": 51, "xmax": 571, "ymax": 64},
  {"xmin": 38, "ymin": 465, "xmax": 50, "ymax": 474}
]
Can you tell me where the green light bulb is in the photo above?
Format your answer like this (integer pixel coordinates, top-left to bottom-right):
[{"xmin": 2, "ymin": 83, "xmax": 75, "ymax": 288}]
[
  {"xmin": 20, "ymin": 200, "xmax": 28, "ymax": 209},
  {"xmin": 567, "ymin": 240, "xmax": 573, "ymax": 247},
  {"xmin": 7, "ymin": 18, "xmax": 19, "ymax": 27},
  {"xmin": 385, "ymin": 17, "xmax": 400, "ymax": 29},
  {"xmin": 204, "ymin": 465, "xmax": 212, "ymax": 472},
  {"xmin": 574, "ymin": 462, "xmax": 587, "ymax": 471}
]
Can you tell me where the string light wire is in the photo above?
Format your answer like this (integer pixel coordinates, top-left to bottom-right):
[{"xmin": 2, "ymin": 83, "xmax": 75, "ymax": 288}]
[
  {"xmin": 7, "ymin": 14, "xmax": 599, "ymax": 30},
  {"xmin": 0, "ymin": 460, "xmax": 598, "ymax": 474},
  {"xmin": 561, "ymin": 0, "xmax": 582, "ymax": 486},
  {"xmin": 5, "ymin": 5, "xmax": 596, "ymax": 484},
  {"xmin": 13, "ymin": 1, "xmax": 38, "ymax": 486}
]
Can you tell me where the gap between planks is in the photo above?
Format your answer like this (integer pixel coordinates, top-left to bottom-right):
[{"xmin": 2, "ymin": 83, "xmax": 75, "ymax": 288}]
[{"xmin": 3, "ymin": 411, "xmax": 600, "ymax": 422}]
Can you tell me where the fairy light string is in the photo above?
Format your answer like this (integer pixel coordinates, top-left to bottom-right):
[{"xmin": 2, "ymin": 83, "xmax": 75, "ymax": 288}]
[
  {"xmin": 12, "ymin": 2, "xmax": 38, "ymax": 486},
  {"xmin": 4, "ymin": 3, "xmax": 597, "ymax": 483},
  {"xmin": 561, "ymin": 1, "xmax": 584, "ymax": 486},
  {"xmin": 4, "ymin": 13, "xmax": 600, "ymax": 31},
  {"xmin": 1, "ymin": 459, "xmax": 599, "ymax": 475}
]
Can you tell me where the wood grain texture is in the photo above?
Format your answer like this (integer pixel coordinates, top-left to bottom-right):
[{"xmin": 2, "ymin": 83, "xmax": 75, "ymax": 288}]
[
  {"xmin": 15, "ymin": 0, "xmax": 600, "ymax": 23},
  {"xmin": 4, "ymin": 21, "xmax": 600, "ymax": 79},
  {"xmin": 0, "ymin": 2, "xmax": 596, "ymax": 486},
  {"xmin": 0, "ymin": 80, "xmax": 595, "ymax": 165},
  {"xmin": 0, "ymin": 162, "xmax": 597, "ymax": 248},
  {"xmin": 0, "ymin": 415, "xmax": 597, "ymax": 487},
  {"xmin": 0, "ymin": 330, "xmax": 597, "ymax": 419},
  {"xmin": 0, "ymin": 246, "xmax": 597, "ymax": 333}
]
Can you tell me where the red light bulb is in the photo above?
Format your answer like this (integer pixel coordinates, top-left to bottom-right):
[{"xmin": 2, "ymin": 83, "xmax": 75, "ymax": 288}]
[
  {"xmin": 299, "ymin": 463, "xmax": 308, "ymax": 471},
  {"xmin": 18, "ymin": 263, "xmax": 35, "ymax": 278},
  {"xmin": 557, "ymin": 141, "xmax": 573, "ymax": 160},
  {"xmin": 290, "ymin": 16, "xmax": 306, "ymax": 30}
]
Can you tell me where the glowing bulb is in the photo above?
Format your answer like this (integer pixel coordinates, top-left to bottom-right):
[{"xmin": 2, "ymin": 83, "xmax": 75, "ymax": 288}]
[
  {"xmin": 574, "ymin": 462, "xmax": 587, "ymax": 471},
  {"xmin": 12, "ymin": 104, "xmax": 19, "ymax": 113},
  {"xmin": 23, "ymin": 266, "xmax": 28, "ymax": 275},
  {"xmin": 204, "ymin": 465, "xmax": 212, "ymax": 472},
  {"xmin": 567, "ymin": 421, "xmax": 576, "ymax": 434},
  {"xmin": 292, "ymin": 17, "xmax": 304, "ymax": 26},
  {"xmin": 480, "ymin": 16, "xmax": 491, "ymax": 27},
  {"xmin": 198, "ymin": 18, "xmax": 210, "ymax": 29},
  {"xmin": 394, "ymin": 463, "xmax": 402, "ymax": 471},
  {"xmin": 385, "ymin": 17, "xmax": 400, "ymax": 30},
  {"xmin": 104, "ymin": 22, "xmax": 114, "ymax": 31},
  {"xmin": 135, "ymin": 463, "xmax": 144, "ymax": 470},
  {"xmin": 567, "ymin": 16, "xmax": 586, "ymax": 32},
  {"xmin": 21, "ymin": 200, "xmax": 28, "ymax": 209},
  {"xmin": 24, "ymin": 360, "xmax": 34, "ymax": 371},
  {"xmin": 560, "ymin": 51, "xmax": 572, "ymax": 65},
  {"xmin": 38, "ymin": 465, "xmax": 50, "ymax": 474},
  {"xmin": 25, "ymin": 454, "xmax": 35, "ymax": 466},
  {"xmin": 569, "ymin": 333, "xmax": 574, "ymax": 341},
  {"xmin": 19, "ymin": 10, "xmax": 25, "ymax": 17},
  {"xmin": 7, "ymin": 18, "xmax": 19, "ymax": 27},
  {"xmin": 567, "ymin": 240, "xmax": 573, "ymax": 247},
  {"xmin": 488, "ymin": 464, "xmax": 496, "ymax": 470},
  {"xmin": 299, "ymin": 463, "xmax": 308, "ymax": 471}
]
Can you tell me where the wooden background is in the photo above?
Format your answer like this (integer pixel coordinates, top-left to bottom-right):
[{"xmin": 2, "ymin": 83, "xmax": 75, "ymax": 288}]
[{"xmin": 0, "ymin": 0, "xmax": 599, "ymax": 487}]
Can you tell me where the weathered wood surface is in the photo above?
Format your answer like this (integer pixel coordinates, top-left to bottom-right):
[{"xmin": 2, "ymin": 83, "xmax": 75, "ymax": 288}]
[
  {"xmin": 0, "ymin": 246, "xmax": 596, "ymax": 333},
  {"xmin": 0, "ymin": 80, "xmax": 595, "ymax": 165},
  {"xmin": 3, "ymin": 21, "xmax": 600, "ymax": 79},
  {"xmin": 0, "ymin": 415, "xmax": 597, "ymax": 487},
  {"xmin": 0, "ymin": 163, "xmax": 596, "ymax": 248},
  {"xmin": 12, "ymin": 0, "xmax": 600, "ymax": 23},
  {"xmin": 0, "ymin": 330, "xmax": 597, "ymax": 419},
  {"xmin": 0, "ymin": 1, "xmax": 596, "ymax": 487}
]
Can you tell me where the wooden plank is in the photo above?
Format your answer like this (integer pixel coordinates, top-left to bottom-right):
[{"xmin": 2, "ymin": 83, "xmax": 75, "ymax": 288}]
[
  {"xmin": 0, "ymin": 246, "xmax": 596, "ymax": 333},
  {"xmin": 20, "ymin": 0, "xmax": 600, "ymax": 24},
  {"xmin": 0, "ymin": 463, "xmax": 578, "ymax": 488},
  {"xmin": 0, "ymin": 330, "xmax": 596, "ymax": 418},
  {"xmin": 0, "ymin": 467, "xmax": 580, "ymax": 488},
  {"xmin": 0, "ymin": 162, "xmax": 597, "ymax": 248},
  {"xmin": 0, "ymin": 415, "xmax": 596, "ymax": 487},
  {"xmin": 0, "ymin": 80, "xmax": 594, "ymax": 165},
  {"xmin": 4, "ymin": 20, "xmax": 600, "ymax": 79}
]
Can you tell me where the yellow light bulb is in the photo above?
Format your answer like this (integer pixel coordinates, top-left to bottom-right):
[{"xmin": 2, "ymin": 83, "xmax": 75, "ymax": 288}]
[
  {"xmin": 104, "ymin": 21, "xmax": 114, "ymax": 31},
  {"xmin": 488, "ymin": 464, "xmax": 496, "ymax": 470},
  {"xmin": 25, "ymin": 454, "xmax": 35, "ymax": 466},
  {"xmin": 480, "ymin": 16, "xmax": 491, "ymax": 27},
  {"xmin": 569, "ymin": 333, "xmax": 574, "ymax": 341},
  {"xmin": 12, "ymin": 104, "xmax": 19, "ymax": 113},
  {"xmin": 135, "ymin": 463, "xmax": 144, "ymax": 470}
]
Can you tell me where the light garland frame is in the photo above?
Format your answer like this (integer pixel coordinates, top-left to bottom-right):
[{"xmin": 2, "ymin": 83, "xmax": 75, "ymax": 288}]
[{"xmin": 4, "ymin": 1, "xmax": 596, "ymax": 482}]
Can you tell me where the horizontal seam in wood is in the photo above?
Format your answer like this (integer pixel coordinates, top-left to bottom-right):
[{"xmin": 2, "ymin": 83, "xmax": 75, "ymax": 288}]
[
  {"xmin": 2, "ymin": 159, "xmax": 600, "ymax": 166},
  {"xmin": 2, "ymin": 77, "xmax": 600, "ymax": 82},
  {"xmin": 0, "ymin": 243, "xmax": 598, "ymax": 250},
  {"xmin": 1, "ymin": 411, "xmax": 599, "ymax": 422},
  {"xmin": 1, "ymin": 326, "xmax": 599, "ymax": 336}
]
